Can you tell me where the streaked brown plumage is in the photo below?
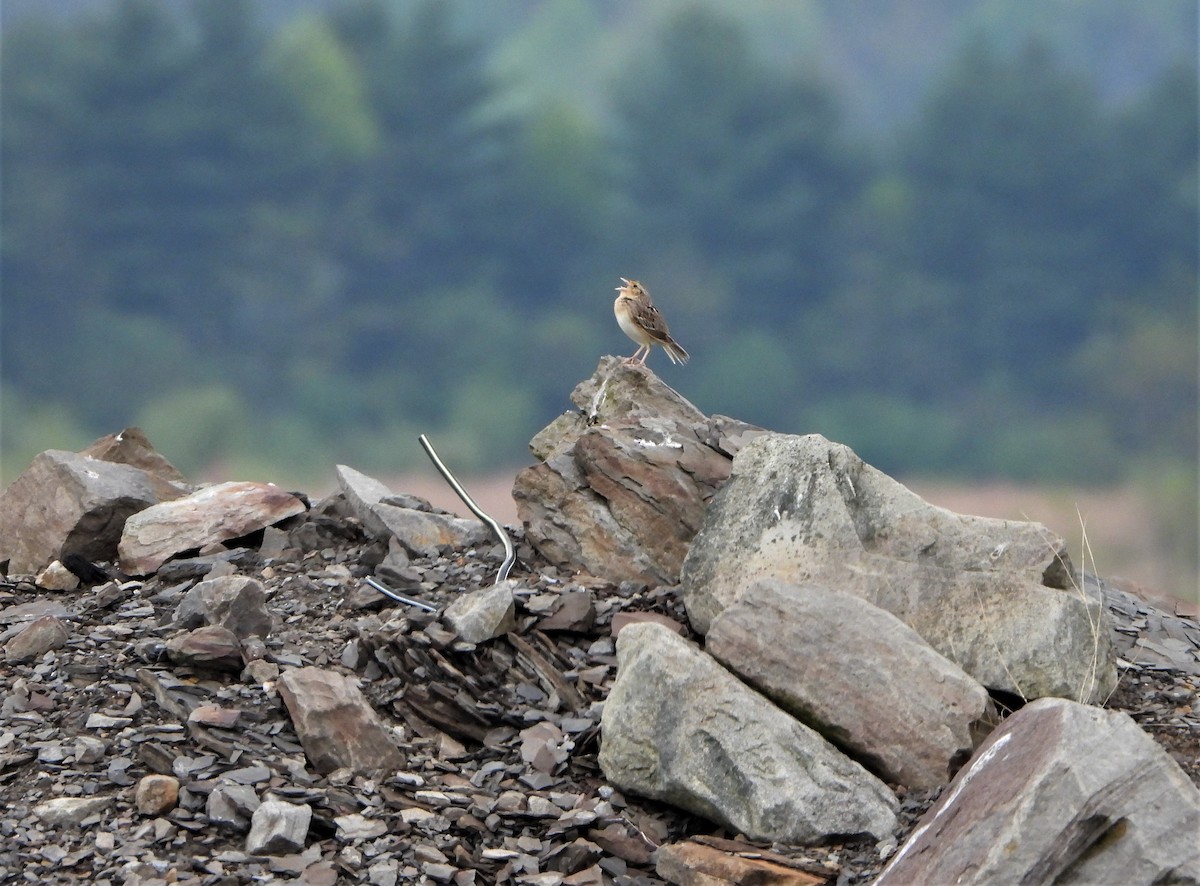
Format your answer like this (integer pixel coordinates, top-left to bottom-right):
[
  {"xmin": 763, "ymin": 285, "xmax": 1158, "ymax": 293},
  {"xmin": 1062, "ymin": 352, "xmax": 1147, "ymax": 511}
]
[{"xmin": 613, "ymin": 278, "xmax": 689, "ymax": 366}]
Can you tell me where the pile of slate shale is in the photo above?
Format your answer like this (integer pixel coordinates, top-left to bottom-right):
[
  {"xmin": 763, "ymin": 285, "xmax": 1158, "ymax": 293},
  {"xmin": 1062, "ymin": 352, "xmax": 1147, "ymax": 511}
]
[{"xmin": 1, "ymin": 359, "xmax": 1199, "ymax": 886}]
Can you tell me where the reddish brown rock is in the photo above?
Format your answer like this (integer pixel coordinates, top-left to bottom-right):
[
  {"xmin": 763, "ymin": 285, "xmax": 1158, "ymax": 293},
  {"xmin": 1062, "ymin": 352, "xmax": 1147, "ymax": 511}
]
[
  {"xmin": 134, "ymin": 774, "xmax": 180, "ymax": 815},
  {"xmin": 118, "ymin": 481, "xmax": 307, "ymax": 575},
  {"xmin": 656, "ymin": 840, "xmax": 825, "ymax": 885},
  {"xmin": 277, "ymin": 666, "xmax": 405, "ymax": 775},
  {"xmin": 165, "ymin": 625, "xmax": 244, "ymax": 672},
  {"xmin": 513, "ymin": 356, "xmax": 764, "ymax": 586}
]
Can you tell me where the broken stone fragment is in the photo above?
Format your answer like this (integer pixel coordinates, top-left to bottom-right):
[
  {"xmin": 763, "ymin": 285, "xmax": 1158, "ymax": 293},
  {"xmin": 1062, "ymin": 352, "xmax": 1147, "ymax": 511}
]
[
  {"xmin": 4, "ymin": 614, "xmax": 70, "ymax": 663},
  {"xmin": 35, "ymin": 560, "xmax": 80, "ymax": 591},
  {"xmin": 33, "ymin": 795, "xmax": 114, "ymax": 827},
  {"xmin": 335, "ymin": 464, "xmax": 490, "ymax": 557},
  {"xmin": 0, "ymin": 449, "xmax": 188, "ymax": 574},
  {"xmin": 277, "ymin": 666, "xmax": 405, "ymax": 775},
  {"xmin": 706, "ymin": 579, "xmax": 996, "ymax": 788},
  {"xmin": 165, "ymin": 625, "xmax": 244, "ymax": 672},
  {"xmin": 174, "ymin": 574, "xmax": 274, "ymax": 640},
  {"xmin": 119, "ymin": 481, "xmax": 307, "ymax": 575},
  {"xmin": 599, "ymin": 622, "xmax": 897, "ymax": 844},
  {"xmin": 877, "ymin": 697, "xmax": 1200, "ymax": 884},
  {"xmin": 245, "ymin": 799, "xmax": 312, "ymax": 856},
  {"xmin": 681, "ymin": 432, "xmax": 1116, "ymax": 704},
  {"xmin": 207, "ymin": 783, "xmax": 262, "ymax": 831},
  {"xmin": 442, "ymin": 580, "xmax": 517, "ymax": 644},
  {"xmin": 536, "ymin": 591, "xmax": 595, "ymax": 633},
  {"xmin": 80, "ymin": 426, "xmax": 188, "ymax": 486}
]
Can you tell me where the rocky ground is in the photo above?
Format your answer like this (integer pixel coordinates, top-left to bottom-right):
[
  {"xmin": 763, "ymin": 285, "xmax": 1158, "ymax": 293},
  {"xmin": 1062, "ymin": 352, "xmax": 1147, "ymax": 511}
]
[{"xmin": 1, "ymin": 490, "xmax": 1198, "ymax": 886}]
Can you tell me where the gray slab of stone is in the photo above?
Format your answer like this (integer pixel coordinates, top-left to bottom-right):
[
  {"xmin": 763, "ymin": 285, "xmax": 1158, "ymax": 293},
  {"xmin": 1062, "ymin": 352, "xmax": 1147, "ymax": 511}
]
[
  {"xmin": 442, "ymin": 580, "xmax": 517, "ymax": 644},
  {"xmin": 207, "ymin": 783, "xmax": 262, "ymax": 831},
  {"xmin": 119, "ymin": 481, "xmax": 307, "ymax": 575},
  {"xmin": 174, "ymin": 575, "xmax": 273, "ymax": 639},
  {"xmin": 0, "ymin": 450, "xmax": 186, "ymax": 574},
  {"xmin": 277, "ymin": 666, "xmax": 405, "ymax": 775},
  {"xmin": 599, "ymin": 622, "xmax": 897, "ymax": 844},
  {"xmin": 246, "ymin": 799, "xmax": 312, "ymax": 856},
  {"xmin": 33, "ymin": 795, "xmax": 114, "ymax": 827},
  {"xmin": 681, "ymin": 432, "xmax": 1116, "ymax": 704},
  {"xmin": 336, "ymin": 464, "xmax": 491, "ymax": 556},
  {"xmin": 876, "ymin": 697, "xmax": 1200, "ymax": 885},
  {"xmin": 707, "ymin": 580, "xmax": 995, "ymax": 788}
]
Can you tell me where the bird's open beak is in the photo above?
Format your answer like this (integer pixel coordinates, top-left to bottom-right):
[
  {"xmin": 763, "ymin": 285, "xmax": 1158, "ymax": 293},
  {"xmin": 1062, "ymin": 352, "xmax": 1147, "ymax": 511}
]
[{"xmin": 617, "ymin": 277, "xmax": 630, "ymax": 290}]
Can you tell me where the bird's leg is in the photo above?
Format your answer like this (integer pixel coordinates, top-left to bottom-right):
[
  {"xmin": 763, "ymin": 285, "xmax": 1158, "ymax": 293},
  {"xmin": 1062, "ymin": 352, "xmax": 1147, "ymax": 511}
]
[{"xmin": 625, "ymin": 345, "xmax": 648, "ymax": 364}]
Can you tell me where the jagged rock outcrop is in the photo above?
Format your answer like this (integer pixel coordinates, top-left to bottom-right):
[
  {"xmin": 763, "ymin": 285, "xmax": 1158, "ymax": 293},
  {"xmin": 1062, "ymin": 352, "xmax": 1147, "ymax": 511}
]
[
  {"xmin": 681, "ymin": 432, "xmax": 1116, "ymax": 703},
  {"xmin": 79, "ymin": 427, "xmax": 189, "ymax": 490},
  {"xmin": 0, "ymin": 444, "xmax": 189, "ymax": 575},
  {"xmin": 706, "ymin": 579, "xmax": 996, "ymax": 788},
  {"xmin": 599, "ymin": 622, "xmax": 898, "ymax": 844},
  {"xmin": 513, "ymin": 356, "xmax": 764, "ymax": 585},
  {"xmin": 0, "ymin": 422, "xmax": 1196, "ymax": 884},
  {"xmin": 876, "ymin": 697, "xmax": 1200, "ymax": 884}
]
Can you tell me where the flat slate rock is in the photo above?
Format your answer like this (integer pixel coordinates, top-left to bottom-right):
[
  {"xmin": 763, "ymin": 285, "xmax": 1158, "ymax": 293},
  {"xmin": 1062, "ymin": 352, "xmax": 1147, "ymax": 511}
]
[{"xmin": 118, "ymin": 481, "xmax": 307, "ymax": 575}]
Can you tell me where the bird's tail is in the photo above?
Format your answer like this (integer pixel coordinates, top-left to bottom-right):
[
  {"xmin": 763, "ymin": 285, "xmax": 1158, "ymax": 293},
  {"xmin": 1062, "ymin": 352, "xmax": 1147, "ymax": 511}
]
[{"xmin": 663, "ymin": 338, "xmax": 690, "ymax": 365}]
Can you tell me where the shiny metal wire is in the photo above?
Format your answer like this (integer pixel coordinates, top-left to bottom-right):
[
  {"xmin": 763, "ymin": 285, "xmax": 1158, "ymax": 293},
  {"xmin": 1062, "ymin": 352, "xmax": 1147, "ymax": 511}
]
[{"xmin": 418, "ymin": 433, "xmax": 515, "ymax": 584}]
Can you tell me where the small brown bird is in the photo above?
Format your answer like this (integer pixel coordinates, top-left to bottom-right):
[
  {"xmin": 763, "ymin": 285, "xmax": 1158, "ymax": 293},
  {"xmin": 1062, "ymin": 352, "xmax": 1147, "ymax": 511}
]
[{"xmin": 613, "ymin": 278, "xmax": 689, "ymax": 366}]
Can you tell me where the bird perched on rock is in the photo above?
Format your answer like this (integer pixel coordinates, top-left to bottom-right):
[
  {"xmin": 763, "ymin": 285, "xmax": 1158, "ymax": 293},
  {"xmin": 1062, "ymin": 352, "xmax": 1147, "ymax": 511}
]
[{"xmin": 613, "ymin": 278, "xmax": 689, "ymax": 366}]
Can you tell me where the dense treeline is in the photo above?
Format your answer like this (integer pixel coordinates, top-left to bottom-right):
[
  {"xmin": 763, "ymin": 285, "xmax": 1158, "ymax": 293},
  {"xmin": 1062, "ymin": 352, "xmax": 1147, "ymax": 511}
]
[{"xmin": 1, "ymin": 0, "xmax": 1195, "ymax": 507}]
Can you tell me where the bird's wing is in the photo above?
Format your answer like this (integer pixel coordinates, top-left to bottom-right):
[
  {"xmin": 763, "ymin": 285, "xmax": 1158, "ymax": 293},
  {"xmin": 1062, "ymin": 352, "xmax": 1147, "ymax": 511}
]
[{"xmin": 634, "ymin": 300, "xmax": 675, "ymax": 343}]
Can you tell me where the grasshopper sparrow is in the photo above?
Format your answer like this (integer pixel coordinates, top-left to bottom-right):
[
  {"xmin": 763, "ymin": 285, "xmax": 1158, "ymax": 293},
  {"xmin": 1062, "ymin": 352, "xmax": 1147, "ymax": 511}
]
[{"xmin": 613, "ymin": 278, "xmax": 689, "ymax": 366}]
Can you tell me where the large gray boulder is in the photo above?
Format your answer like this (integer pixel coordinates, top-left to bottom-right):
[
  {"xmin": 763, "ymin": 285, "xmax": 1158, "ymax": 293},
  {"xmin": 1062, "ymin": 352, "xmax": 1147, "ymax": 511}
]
[
  {"xmin": 513, "ymin": 356, "xmax": 764, "ymax": 585},
  {"xmin": 599, "ymin": 622, "xmax": 897, "ymax": 844},
  {"xmin": 0, "ymin": 449, "xmax": 188, "ymax": 574},
  {"xmin": 877, "ymin": 697, "xmax": 1200, "ymax": 885},
  {"xmin": 681, "ymin": 433, "xmax": 1116, "ymax": 704},
  {"xmin": 706, "ymin": 579, "xmax": 996, "ymax": 788}
]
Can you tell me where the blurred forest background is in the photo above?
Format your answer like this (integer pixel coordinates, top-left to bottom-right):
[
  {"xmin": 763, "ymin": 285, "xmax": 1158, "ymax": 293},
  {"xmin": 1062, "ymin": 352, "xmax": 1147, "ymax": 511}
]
[{"xmin": 1, "ymin": 0, "xmax": 1196, "ymax": 598}]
